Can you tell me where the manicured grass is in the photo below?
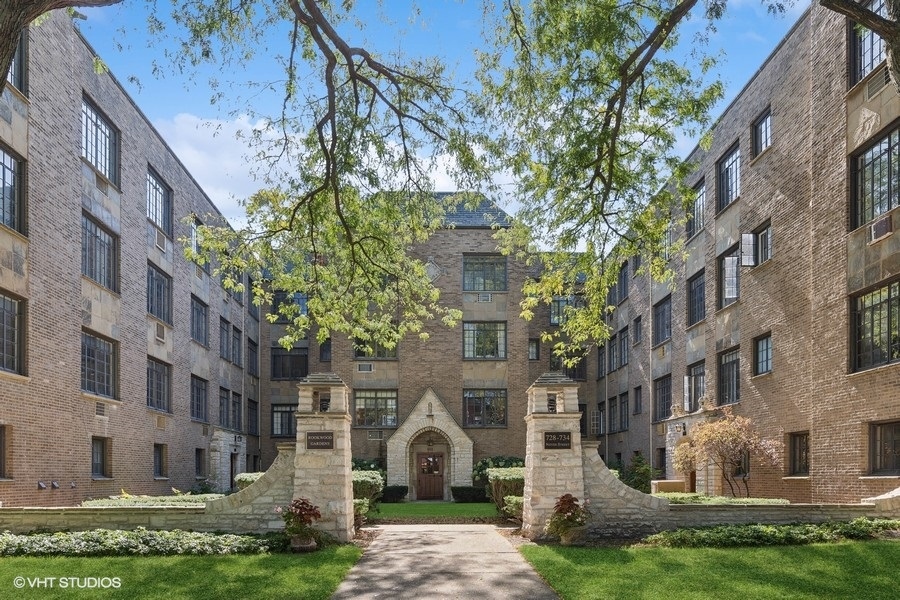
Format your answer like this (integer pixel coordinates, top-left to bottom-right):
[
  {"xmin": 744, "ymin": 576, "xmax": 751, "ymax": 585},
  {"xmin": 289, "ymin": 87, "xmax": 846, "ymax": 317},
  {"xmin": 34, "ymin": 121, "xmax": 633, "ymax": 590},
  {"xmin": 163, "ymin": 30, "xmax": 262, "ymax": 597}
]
[
  {"xmin": 375, "ymin": 502, "xmax": 498, "ymax": 518},
  {"xmin": 521, "ymin": 540, "xmax": 900, "ymax": 600},
  {"xmin": 0, "ymin": 546, "xmax": 361, "ymax": 600}
]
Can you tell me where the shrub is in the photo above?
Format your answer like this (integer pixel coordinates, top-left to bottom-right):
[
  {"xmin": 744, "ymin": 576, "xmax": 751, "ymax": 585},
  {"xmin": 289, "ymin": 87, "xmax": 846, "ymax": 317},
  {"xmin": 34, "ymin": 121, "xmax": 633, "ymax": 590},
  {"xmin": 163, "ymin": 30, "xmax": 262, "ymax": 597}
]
[
  {"xmin": 472, "ymin": 456, "xmax": 524, "ymax": 487},
  {"xmin": 234, "ymin": 472, "xmax": 265, "ymax": 490},
  {"xmin": 502, "ymin": 496, "xmax": 523, "ymax": 520},
  {"xmin": 451, "ymin": 486, "xmax": 489, "ymax": 503},
  {"xmin": 276, "ymin": 497, "xmax": 321, "ymax": 538},
  {"xmin": 486, "ymin": 467, "xmax": 525, "ymax": 512},
  {"xmin": 81, "ymin": 494, "xmax": 224, "ymax": 507},
  {"xmin": 381, "ymin": 485, "xmax": 408, "ymax": 503},
  {"xmin": 618, "ymin": 454, "xmax": 659, "ymax": 494},
  {"xmin": 353, "ymin": 499, "xmax": 370, "ymax": 529},
  {"xmin": 352, "ymin": 470, "xmax": 385, "ymax": 508},
  {"xmin": 654, "ymin": 492, "xmax": 790, "ymax": 505}
]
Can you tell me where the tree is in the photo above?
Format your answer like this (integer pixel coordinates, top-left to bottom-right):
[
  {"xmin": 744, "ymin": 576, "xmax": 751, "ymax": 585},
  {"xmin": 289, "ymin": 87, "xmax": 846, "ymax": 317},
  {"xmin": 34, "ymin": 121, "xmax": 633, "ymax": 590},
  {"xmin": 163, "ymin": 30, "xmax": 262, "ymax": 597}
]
[
  {"xmin": 673, "ymin": 407, "xmax": 782, "ymax": 498},
  {"xmin": 819, "ymin": 0, "xmax": 900, "ymax": 91}
]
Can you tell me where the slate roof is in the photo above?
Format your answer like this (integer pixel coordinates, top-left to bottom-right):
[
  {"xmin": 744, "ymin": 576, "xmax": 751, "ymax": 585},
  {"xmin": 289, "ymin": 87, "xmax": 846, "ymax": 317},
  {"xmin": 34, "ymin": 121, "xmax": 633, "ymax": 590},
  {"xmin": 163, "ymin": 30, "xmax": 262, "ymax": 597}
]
[{"xmin": 437, "ymin": 192, "xmax": 512, "ymax": 229}]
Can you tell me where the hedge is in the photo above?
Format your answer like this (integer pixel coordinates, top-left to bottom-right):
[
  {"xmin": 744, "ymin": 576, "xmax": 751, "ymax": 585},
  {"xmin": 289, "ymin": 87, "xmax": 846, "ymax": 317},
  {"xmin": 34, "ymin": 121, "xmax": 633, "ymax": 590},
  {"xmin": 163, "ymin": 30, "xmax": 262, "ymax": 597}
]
[
  {"xmin": 451, "ymin": 486, "xmax": 488, "ymax": 503},
  {"xmin": 472, "ymin": 456, "xmax": 524, "ymax": 486},
  {"xmin": 234, "ymin": 472, "xmax": 265, "ymax": 490},
  {"xmin": 381, "ymin": 485, "xmax": 408, "ymax": 503},
  {"xmin": 81, "ymin": 494, "xmax": 224, "ymax": 507},
  {"xmin": 352, "ymin": 470, "xmax": 384, "ymax": 505},
  {"xmin": 502, "ymin": 496, "xmax": 523, "ymax": 520},
  {"xmin": 486, "ymin": 467, "xmax": 525, "ymax": 513}
]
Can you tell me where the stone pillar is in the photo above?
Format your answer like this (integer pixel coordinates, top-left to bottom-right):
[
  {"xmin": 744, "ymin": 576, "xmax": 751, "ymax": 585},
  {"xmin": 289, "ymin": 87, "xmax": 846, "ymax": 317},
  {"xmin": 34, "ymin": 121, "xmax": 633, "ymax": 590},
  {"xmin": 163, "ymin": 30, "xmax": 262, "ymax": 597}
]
[
  {"xmin": 522, "ymin": 373, "xmax": 586, "ymax": 539},
  {"xmin": 293, "ymin": 374, "xmax": 354, "ymax": 542}
]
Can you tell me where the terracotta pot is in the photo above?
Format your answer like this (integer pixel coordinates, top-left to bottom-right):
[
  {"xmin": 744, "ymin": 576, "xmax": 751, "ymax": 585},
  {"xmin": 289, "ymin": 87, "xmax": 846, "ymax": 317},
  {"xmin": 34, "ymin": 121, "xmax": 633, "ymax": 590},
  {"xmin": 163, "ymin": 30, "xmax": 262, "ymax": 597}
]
[{"xmin": 290, "ymin": 535, "xmax": 318, "ymax": 553}]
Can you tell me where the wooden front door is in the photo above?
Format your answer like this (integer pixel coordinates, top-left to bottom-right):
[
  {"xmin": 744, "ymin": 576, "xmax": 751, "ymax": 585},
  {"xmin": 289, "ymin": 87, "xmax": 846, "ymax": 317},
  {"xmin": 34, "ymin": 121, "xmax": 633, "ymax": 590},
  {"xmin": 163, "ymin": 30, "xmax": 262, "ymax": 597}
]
[{"xmin": 416, "ymin": 453, "xmax": 444, "ymax": 500}]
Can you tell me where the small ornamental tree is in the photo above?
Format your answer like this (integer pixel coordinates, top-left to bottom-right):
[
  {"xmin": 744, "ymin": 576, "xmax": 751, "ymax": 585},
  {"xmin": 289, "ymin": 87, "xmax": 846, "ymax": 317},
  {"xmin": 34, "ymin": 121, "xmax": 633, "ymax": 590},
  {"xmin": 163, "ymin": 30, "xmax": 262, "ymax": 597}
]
[{"xmin": 673, "ymin": 407, "xmax": 782, "ymax": 498}]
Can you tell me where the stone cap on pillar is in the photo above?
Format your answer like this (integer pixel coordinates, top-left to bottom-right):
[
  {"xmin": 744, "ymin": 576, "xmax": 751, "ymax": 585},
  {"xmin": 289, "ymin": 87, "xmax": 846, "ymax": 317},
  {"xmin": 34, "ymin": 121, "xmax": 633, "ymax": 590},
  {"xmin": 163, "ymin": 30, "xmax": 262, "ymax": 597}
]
[
  {"xmin": 526, "ymin": 372, "xmax": 580, "ymax": 414},
  {"xmin": 296, "ymin": 372, "xmax": 350, "ymax": 413}
]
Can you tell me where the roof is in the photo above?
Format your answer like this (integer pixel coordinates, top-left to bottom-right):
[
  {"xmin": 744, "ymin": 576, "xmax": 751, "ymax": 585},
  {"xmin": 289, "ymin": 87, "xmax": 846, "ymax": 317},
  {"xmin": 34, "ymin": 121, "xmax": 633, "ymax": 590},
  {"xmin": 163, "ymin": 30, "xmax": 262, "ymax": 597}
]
[{"xmin": 438, "ymin": 192, "xmax": 512, "ymax": 229}]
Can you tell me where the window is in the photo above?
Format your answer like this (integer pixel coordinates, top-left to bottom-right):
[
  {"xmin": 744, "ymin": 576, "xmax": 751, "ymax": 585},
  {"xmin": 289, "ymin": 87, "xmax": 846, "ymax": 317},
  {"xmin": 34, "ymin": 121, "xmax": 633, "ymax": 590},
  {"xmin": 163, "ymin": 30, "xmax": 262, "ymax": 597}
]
[
  {"xmin": 0, "ymin": 291, "xmax": 23, "ymax": 375},
  {"xmin": 247, "ymin": 338, "xmax": 258, "ymax": 377},
  {"xmin": 219, "ymin": 318, "xmax": 230, "ymax": 359},
  {"xmin": 854, "ymin": 125, "xmax": 900, "ymax": 228},
  {"xmin": 272, "ymin": 404, "xmax": 296, "ymax": 436},
  {"xmin": 354, "ymin": 339, "xmax": 397, "ymax": 359},
  {"xmin": 551, "ymin": 349, "xmax": 587, "ymax": 380},
  {"xmin": 272, "ymin": 291, "xmax": 308, "ymax": 323},
  {"xmin": 632, "ymin": 316, "xmax": 642, "ymax": 345},
  {"xmin": 754, "ymin": 334, "xmax": 773, "ymax": 375},
  {"xmin": 319, "ymin": 337, "xmax": 332, "ymax": 362},
  {"xmin": 597, "ymin": 345, "xmax": 606, "ymax": 378},
  {"xmin": 354, "ymin": 390, "xmax": 398, "ymax": 427},
  {"xmin": 607, "ymin": 334, "xmax": 618, "ymax": 372},
  {"xmin": 718, "ymin": 347, "xmax": 740, "ymax": 405},
  {"xmin": 551, "ymin": 296, "xmax": 582, "ymax": 325},
  {"xmin": 597, "ymin": 401, "xmax": 606, "ymax": 435},
  {"xmin": 81, "ymin": 98, "xmax": 118, "ymax": 184},
  {"xmin": 7, "ymin": 32, "xmax": 25, "ymax": 92},
  {"xmin": 271, "ymin": 347, "xmax": 309, "ymax": 379},
  {"xmin": 218, "ymin": 387, "xmax": 230, "ymax": 429},
  {"xmin": 190, "ymin": 296, "xmax": 208, "ymax": 346},
  {"xmin": 153, "ymin": 444, "xmax": 168, "ymax": 478},
  {"xmin": 528, "ymin": 338, "xmax": 540, "ymax": 360},
  {"xmin": 733, "ymin": 451, "xmax": 750, "ymax": 478},
  {"xmin": 463, "ymin": 389, "xmax": 507, "ymax": 426},
  {"xmin": 190, "ymin": 375, "xmax": 208, "ymax": 422},
  {"xmin": 147, "ymin": 263, "xmax": 172, "ymax": 324},
  {"xmin": 463, "ymin": 322, "xmax": 507, "ymax": 359},
  {"xmin": 718, "ymin": 246, "xmax": 740, "ymax": 308},
  {"xmin": 619, "ymin": 393, "xmax": 629, "ymax": 431},
  {"xmin": 91, "ymin": 437, "xmax": 110, "ymax": 478},
  {"xmin": 247, "ymin": 399, "xmax": 258, "ymax": 436},
  {"xmin": 146, "ymin": 169, "xmax": 172, "ymax": 236},
  {"xmin": 871, "ymin": 421, "xmax": 900, "ymax": 474},
  {"xmin": 81, "ymin": 331, "xmax": 115, "ymax": 398},
  {"xmin": 853, "ymin": 280, "xmax": 900, "ymax": 371},
  {"xmin": 218, "ymin": 388, "xmax": 241, "ymax": 430},
  {"xmin": 0, "ymin": 425, "xmax": 8, "ymax": 478},
  {"xmin": 716, "ymin": 144, "xmax": 740, "ymax": 211},
  {"xmin": 686, "ymin": 362, "xmax": 705, "ymax": 412},
  {"xmin": 851, "ymin": 0, "xmax": 887, "ymax": 85},
  {"xmin": 463, "ymin": 255, "xmax": 507, "ymax": 291},
  {"xmin": 632, "ymin": 253, "xmax": 642, "ymax": 276},
  {"xmin": 618, "ymin": 327, "xmax": 629, "ymax": 367},
  {"xmin": 652, "ymin": 296, "xmax": 672, "ymax": 345},
  {"xmin": 752, "ymin": 108, "xmax": 772, "ymax": 157},
  {"xmin": 789, "ymin": 432, "xmax": 810, "ymax": 476},
  {"xmin": 686, "ymin": 182, "xmax": 705, "ymax": 239},
  {"xmin": 633, "ymin": 386, "xmax": 642, "ymax": 415},
  {"xmin": 755, "ymin": 222, "xmax": 773, "ymax": 265},
  {"xmin": 231, "ymin": 326, "xmax": 242, "ymax": 366},
  {"xmin": 195, "ymin": 448, "xmax": 207, "ymax": 478},
  {"xmin": 609, "ymin": 396, "xmax": 618, "ymax": 432},
  {"xmin": 247, "ymin": 278, "xmax": 259, "ymax": 320},
  {"xmin": 687, "ymin": 271, "xmax": 706, "ymax": 326},
  {"xmin": 653, "ymin": 375, "xmax": 672, "ymax": 421},
  {"xmin": 82, "ymin": 214, "xmax": 118, "ymax": 291},
  {"xmin": 0, "ymin": 145, "xmax": 24, "ymax": 233},
  {"xmin": 231, "ymin": 392, "xmax": 242, "ymax": 432},
  {"xmin": 146, "ymin": 357, "xmax": 171, "ymax": 412},
  {"xmin": 617, "ymin": 264, "xmax": 629, "ymax": 301}
]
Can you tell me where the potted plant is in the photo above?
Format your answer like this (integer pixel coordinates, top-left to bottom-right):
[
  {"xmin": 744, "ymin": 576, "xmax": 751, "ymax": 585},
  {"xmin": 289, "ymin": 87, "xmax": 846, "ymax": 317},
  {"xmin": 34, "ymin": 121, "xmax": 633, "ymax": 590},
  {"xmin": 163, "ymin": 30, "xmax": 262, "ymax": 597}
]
[
  {"xmin": 544, "ymin": 493, "xmax": 591, "ymax": 545},
  {"xmin": 276, "ymin": 497, "xmax": 322, "ymax": 552}
]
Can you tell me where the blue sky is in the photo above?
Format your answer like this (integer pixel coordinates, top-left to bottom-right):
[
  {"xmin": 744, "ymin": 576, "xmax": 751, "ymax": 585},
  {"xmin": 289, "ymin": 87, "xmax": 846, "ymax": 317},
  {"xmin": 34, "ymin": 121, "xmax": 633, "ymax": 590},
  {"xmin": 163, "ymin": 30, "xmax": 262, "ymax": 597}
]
[{"xmin": 78, "ymin": 0, "xmax": 812, "ymax": 224}]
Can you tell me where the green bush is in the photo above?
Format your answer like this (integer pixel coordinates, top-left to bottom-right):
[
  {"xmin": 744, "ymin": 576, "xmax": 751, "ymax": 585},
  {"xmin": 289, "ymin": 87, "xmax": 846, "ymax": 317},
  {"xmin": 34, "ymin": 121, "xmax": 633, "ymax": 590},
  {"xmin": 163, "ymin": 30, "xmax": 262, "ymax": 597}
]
[
  {"xmin": 352, "ymin": 470, "xmax": 384, "ymax": 508},
  {"xmin": 654, "ymin": 492, "xmax": 790, "ymax": 505},
  {"xmin": 381, "ymin": 485, "xmax": 408, "ymax": 503},
  {"xmin": 472, "ymin": 456, "xmax": 524, "ymax": 487},
  {"xmin": 234, "ymin": 472, "xmax": 265, "ymax": 490},
  {"xmin": 451, "ymin": 486, "xmax": 489, "ymax": 503},
  {"xmin": 618, "ymin": 454, "xmax": 659, "ymax": 494},
  {"xmin": 502, "ymin": 496, "xmax": 523, "ymax": 520},
  {"xmin": 80, "ymin": 494, "xmax": 224, "ymax": 507},
  {"xmin": 486, "ymin": 467, "xmax": 525, "ymax": 513},
  {"xmin": 353, "ymin": 499, "xmax": 370, "ymax": 528}
]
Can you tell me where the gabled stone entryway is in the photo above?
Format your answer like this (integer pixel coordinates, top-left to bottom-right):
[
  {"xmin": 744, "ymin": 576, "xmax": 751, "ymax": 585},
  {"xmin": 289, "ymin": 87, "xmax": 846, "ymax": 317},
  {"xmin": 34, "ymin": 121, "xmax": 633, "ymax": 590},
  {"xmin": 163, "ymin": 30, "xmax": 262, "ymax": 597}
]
[{"xmin": 386, "ymin": 388, "xmax": 473, "ymax": 500}]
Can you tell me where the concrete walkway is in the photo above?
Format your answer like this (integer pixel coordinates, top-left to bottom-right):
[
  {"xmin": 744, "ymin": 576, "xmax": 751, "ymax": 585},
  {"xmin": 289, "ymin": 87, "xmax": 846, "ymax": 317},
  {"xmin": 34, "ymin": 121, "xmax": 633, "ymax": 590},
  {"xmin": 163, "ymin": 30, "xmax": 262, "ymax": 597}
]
[{"xmin": 331, "ymin": 524, "xmax": 559, "ymax": 600}]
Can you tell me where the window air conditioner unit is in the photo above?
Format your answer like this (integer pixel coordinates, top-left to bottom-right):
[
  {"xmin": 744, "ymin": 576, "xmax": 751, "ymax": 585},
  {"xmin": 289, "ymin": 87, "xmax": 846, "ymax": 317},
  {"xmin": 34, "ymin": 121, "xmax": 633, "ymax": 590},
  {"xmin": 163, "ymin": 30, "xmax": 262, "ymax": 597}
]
[
  {"xmin": 475, "ymin": 292, "xmax": 493, "ymax": 302},
  {"xmin": 868, "ymin": 214, "xmax": 893, "ymax": 244},
  {"xmin": 95, "ymin": 402, "xmax": 106, "ymax": 417},
  {"xmin": 196, "ymin": 264, "xmax": 204, "ymax": 279},
  {"xmin": 866, "ymin": 65, "xmax": 890, "ymax": 101},
  {"xmin": 155, "ymin": 322, "xmax": 166, "ymax": 342},
  {"xmin": 156, "ymin": 415, "xmax": 166, "ymax": 430},
  {"xmin": 95, "ymin": 173, "xmax": 108, "ymax": 194},
  {"xmin": 356, "ymin": 363, "xmax": 374, "ymax": 373},
  {"xmin": 155, "ymin": 228, "xmax": 167, "ymax": 252}
]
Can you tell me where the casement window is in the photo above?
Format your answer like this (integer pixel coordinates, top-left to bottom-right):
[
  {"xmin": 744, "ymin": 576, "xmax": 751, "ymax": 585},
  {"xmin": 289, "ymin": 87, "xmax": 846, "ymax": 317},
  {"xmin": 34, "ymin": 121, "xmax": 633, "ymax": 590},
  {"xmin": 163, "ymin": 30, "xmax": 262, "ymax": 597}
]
[
  {"xmin": 596, "ymin": 401, "xmax": 606, "ymax": 435},
  {"xmin": 0, "ymin": 425, "xmax": 8, "ymax": 478},
  {"xmin": 231, "ymin": 326, "xmax": 242, "ymax": 366},
  {"xmin": 754, "ymin": 222, "xmax": 773, "ymax": 265},
  {"xmin": 219, "ymin": 318, "xmax": 230, "ymax": 359},
  {"xmin": 146, "ymin": 169, "xmax": 172, "ymax": 236},
  {"xmin": 853, "ymin": 125, "xmax": 900, "ymax": 228},
  {"xmin": 91, "ymin": 437, "xmax": 111, "ymax": 478},
  {"xmin": 463, "ymin": 389, "xmax": 508, "ymax": 427},
  {"xmin": 190, "ymin": 296, "xmax": 208, "ymax": 346},
  {"xmin": 463, "ymin": 322, "xmax": 507, "ymax": 359},
  {"xmin": 0, "ymin": 145, "xmax": 24, "ymax": 234},
  {"xmin": 607, "ymin": 334, "xmax": 618, "ymax": 372},
  {"xmin": 147, "ymin": 262, "xmax": 172, "ymax": 324},
  {"xmin": 247, "ymin": 400, "xmax": 258, "ymax": 435},
  {"xmin": 633, "ymin": 386, "xmax": 642, "ymax": 415},
  {"xmin": 272, "ymin": 404, "xmax": 296, "ymax": 436},
  {"xmin": 153, "ymin": 444, "xmax": 168, "ymax": 478},
  {"xmin": 618, "ymin": 327, "xmax": 629, "ymax": 367},
  {"xmin": 231, "ymin": 392, "xmax": 242, "ymax": 431},
  {"xmin": 0, "ymin": 291, "xmax": 23, "ymax": 375},
  {"xmin": 190, "ymin": 375, "xmax": 208, "ymax": 422},
  {"xmin": 686, "ymin": 361, "xmax": 705, "ymax": 412},
  {"xmin": 247, "ymin": 278, "xmax": 259, "ymax": 320},
  {"xmin": 528, "ymin": 338, "xmax": 540, "ymax": 360},
  {"xmin": 632, "ymin": 316, "xmax": 642, "ymax": 345},
  {"xmin": 652, "ymin": 296, "xmax": 672, "ymax": 345},
  {"xmin": 853, "ymin": 280, "xmax": 900, "ymax": 371},
  {"xmin": 789, "ymin": 432, "xmax": 810, "ymax": 476},
  {"xmin": 686, "ymin": 181, "xmax": 705, "ymax": 239},
  {"xmin": 195, "ymin": 448, "xmax": 207, "ymax": 478},
  {"xmin": 247, "ymin": 338, "xmax": 259, "ymax": 377},
  {"xmin": 190, "ymin": 217, "xmax": 208, "ymax": 273},
  {"xmin": 551, "ymin": 349, "xmax": 587, "ymax": 380},
  {"xmin": 82, "ymin": 214, "xmax": 118, "ymax": 291},
  {"xmin": 718, "ymin": 246, "xmax": 740, "ymax": 308},
  {"xmin": 81, "ymin": 98, "xmax": 119, "ymax": 184},
  {"xmin": 653, "ymin": 375, "xmax": 672, "ymax": 422},
  {"xmin": 752, "ymin": 108, "xmax": 772, "ymax": 157},
  {"xmin": 463, "ymin": 255, "xmax": 507, "ymax": 291},
  {"xmin": 871, "ymin": 421, "xmax": 900, "ymax": 474},
  {"xmin": 319, "ymin": 337, "xmax": 332, "ymax": 362},
  {"xmin": 271, "ymin": 347, "xmax": 309, "ymax": 379},
  {"xmin": 851, "ymin": 0, "xmax": 887, "ymax": 86},
  {"xmin": 551, "ymin": 296, "xmax": 582, "ymax": 325},
  {"xmin": 81, "ymin": 331, "xmax": 116, "ymax": 398},
  {"xmin": 718, "ymin": 347, "xmax": 740, "ymax": 405},
  {"xmin": 687, "ymin": 271, "xmax": 706, "ymax": 326},
  {"xmin": 716, "ymin": 144, "xmax": 741, "ymax": 211},
  {"xmin": 354, "ymin": 390, "xmax": 398, "ymax": 427},
  {"xmin": 272, "ymin": 291, "xmax": 308, "ymax": 323},
  {"xmin": 597, "ymin": 345, "xmax": 606, "ymax": 378},
  {"xmin": 6, "ymin": 32, "xmax": 25, "ymax": 92},
  {"xmin": 609, "ymin": 396, "xmax": 619, "ymax": 432},
  {"xmin": 218, "ymin": 388, "xmax": 230, "ymax": 428},
  {"xmin": 146, "ymin": 357, "xmax": 171, "ymax": 412},
  {"xmin": 618, "ymin": 393, "xmax": 629, "ymax": 431},
  {"xmin": 617, "ymin": 264, "xmax": 629, "ymax": 301},
  {"xmin": 754, "ymin": 334, "xmax": 773, "ymax": 375},
  {"xmin": 354, "ymin": 338, "xmax": 397, "ymax": 359}
]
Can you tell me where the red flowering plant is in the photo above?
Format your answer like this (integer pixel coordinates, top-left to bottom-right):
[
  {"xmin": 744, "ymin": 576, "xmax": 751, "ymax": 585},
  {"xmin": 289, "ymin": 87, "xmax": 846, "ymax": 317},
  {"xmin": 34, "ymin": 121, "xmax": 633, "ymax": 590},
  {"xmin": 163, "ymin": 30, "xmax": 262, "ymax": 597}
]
[
  {"xmin": 275, "ymin": 497, "xmax": 322, "ymax": 537},
  {"xmin": 544, "ymin": 493, "xmax": 591, "ymax": 537}
]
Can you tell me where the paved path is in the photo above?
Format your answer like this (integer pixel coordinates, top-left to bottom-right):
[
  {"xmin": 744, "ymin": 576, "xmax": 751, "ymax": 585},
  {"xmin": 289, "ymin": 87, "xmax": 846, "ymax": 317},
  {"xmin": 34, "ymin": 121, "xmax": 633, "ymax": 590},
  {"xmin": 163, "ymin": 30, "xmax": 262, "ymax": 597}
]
[{"xmin": 331, "ymin": 524, "xmax": 559, "ymax": 600}]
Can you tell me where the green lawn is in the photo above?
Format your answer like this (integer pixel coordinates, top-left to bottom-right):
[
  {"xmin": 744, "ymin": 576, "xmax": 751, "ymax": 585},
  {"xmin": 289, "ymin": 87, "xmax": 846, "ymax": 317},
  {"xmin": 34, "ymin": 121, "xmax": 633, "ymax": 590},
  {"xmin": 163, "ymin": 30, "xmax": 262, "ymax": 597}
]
[
  {"xmin": 375, "ymin": 502, "xmax": 498, "ymax": 518},
  {"xmin": 0, "ymin": 546, "xmax": 361, "ymax": 600},
  {"xmin": 521, "ymin": 540, "xmax": 900, "ymax": 600}
]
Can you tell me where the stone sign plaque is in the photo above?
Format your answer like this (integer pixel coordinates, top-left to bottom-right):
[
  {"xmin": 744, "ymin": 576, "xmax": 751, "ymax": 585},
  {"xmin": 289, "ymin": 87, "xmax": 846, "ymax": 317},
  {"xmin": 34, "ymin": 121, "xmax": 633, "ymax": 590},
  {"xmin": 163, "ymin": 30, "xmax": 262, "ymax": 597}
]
[
  {"xmin": 544, "ymin": 431, "xmax": 572, "ymax": 449},
  {"xmin": 306, "ymin": 431, "xmax": 335, "ymax": 450}
]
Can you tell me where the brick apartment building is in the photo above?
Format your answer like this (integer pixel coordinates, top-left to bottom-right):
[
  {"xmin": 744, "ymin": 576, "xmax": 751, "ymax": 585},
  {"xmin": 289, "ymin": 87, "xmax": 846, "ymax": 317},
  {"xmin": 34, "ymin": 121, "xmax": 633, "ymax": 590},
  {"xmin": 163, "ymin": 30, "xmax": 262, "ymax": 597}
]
[{"xmin": 1, "ymin": 4, "xmax": 898, "ymax": 507}]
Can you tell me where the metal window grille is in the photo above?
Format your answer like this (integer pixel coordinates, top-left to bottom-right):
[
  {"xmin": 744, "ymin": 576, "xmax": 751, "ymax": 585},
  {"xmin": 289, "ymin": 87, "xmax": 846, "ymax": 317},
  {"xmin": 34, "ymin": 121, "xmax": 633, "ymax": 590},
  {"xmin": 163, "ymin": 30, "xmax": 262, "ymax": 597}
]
[
  {"xmin": 0, "ymin": 146, "xmax": 23, "ymax": 232},
  {"xmin": 82, "ymin": 215, "xmax": 118, "ymax": 291},
  {"xmin": 190, "ymin": 376, "xmax": 208, "ymax": 422},
  {"xmin": 463, "ymin": 389, "xmax": 508, "ymax": 426},
  {"xmin": 688, "ymin": 271, "xmax": 706, "ymax": 325},
  {"xmin": 81, "ymin": 99, "xmax": 118, "ymax": 183},
  {"xmin": 147, "ymin": 263, "xmax": 172, "ymax": 323},
  {"xmin": 146, "ymin": 170, "xmax": 172, "ymax": 236},
  {"xmin": 718, "ymin": 348, "xmax": 740, "ymax": 405},
  {"xmin": 716, "ymin": 145, "xmax": 741, "ymax": 211},
  {"xmin": 190, "ymin": 296, "xmax": 208, "ymax": 345},
  {"xmin": 146, "ymin": 358, "xmax": 170, "ymax": 411},
  {"xmin": 81, "ymin": 332, "xmax": 114, "ymax": 397},
  {"xmin": 463, "ymin": 322, "xmax": 507, "ymax": 358},
  {"xmin": 0, "ymin": 292, "xmax": 21, "ymax": 374},
  {"xmin": 854, "ymin": 281, "xmax": 900, "ymax": 371},
  {"xmin": 463, "ymin": 255, "xmax": 507, "ymax": 291}
]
